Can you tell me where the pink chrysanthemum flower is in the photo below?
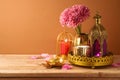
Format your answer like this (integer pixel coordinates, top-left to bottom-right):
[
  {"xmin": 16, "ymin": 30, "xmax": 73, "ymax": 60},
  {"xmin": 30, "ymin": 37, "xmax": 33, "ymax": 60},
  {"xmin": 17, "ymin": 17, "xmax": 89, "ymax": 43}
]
[{"xmin": 59, "ymin": 4, "xmax": 90, "ymax": 28}]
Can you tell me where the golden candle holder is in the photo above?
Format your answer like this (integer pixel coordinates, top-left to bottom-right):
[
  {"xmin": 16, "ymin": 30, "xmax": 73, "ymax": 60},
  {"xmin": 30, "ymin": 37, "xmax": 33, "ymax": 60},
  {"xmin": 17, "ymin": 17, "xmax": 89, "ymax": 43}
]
[
  {"xmin": 56, "ymin": 30, "xmax": 73, "ymax": 57},
  {"xmin": 44, "ymin": 55, "xmax": 65, "ymax": 68}
]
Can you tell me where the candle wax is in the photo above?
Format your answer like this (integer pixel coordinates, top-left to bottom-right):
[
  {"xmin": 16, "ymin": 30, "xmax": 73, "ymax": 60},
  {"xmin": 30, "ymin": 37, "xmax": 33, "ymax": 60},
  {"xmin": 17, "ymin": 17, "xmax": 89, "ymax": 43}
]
[{"xmin": 60, "ymin": 40, "xmax": 71, "ymax": 55}]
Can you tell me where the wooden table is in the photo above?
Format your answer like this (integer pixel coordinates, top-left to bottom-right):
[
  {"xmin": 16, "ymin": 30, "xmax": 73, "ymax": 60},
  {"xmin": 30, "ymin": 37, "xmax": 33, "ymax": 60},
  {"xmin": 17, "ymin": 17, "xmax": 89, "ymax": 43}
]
[{"xmin": 0, "ymin": 54, "xmax": 120, "ymax": 80}]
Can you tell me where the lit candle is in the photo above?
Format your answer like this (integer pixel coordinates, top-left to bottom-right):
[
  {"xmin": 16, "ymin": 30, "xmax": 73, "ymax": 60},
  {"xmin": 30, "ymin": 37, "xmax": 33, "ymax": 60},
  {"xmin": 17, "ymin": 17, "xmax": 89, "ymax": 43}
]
[
  {"xmin": 59, "ymin": 58, "xmax": 63, "ymax": 63},
  {"xmin": 60, "ymin": 39, "xmax": 71, "ymax": 55},
  {"xmin": 95, "ymin": 52, "xmax": 101, "ymax": 57}
]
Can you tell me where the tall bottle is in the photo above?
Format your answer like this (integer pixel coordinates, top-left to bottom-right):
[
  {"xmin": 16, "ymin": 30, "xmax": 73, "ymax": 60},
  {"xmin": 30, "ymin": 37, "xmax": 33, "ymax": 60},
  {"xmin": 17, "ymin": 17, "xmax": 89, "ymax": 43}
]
[{"xmin": 89, "ymin": 13, "xmax": 107, "ymax": 57}]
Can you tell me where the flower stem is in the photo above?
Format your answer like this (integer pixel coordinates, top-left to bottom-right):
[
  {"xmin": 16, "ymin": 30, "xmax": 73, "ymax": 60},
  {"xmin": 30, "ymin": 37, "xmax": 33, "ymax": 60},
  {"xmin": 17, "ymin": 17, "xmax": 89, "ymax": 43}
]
[{"xmin": 75, "ymin": 24, "xmax": 81, "ymax": 35}]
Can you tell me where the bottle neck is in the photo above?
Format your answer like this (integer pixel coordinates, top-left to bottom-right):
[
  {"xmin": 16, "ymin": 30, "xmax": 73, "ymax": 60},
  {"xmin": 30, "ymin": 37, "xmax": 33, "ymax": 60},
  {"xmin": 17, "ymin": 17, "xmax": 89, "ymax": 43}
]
[{"xmin": 95, "ymin": 18, "xmax": 101, "ymax": 24}]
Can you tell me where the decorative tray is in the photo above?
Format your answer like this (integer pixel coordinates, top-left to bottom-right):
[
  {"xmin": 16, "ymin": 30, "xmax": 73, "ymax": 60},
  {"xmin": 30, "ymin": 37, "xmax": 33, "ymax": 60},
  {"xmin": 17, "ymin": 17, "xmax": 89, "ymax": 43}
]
[{"xmin": 68, "ymin": 52, "xmax": 113, "ymax": 68}]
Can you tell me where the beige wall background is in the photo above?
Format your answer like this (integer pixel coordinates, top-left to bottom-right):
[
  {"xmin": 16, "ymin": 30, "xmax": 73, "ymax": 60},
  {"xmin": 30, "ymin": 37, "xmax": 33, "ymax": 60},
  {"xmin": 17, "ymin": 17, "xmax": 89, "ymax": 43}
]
[{"xmin": 0, "ymin": 0, "xmax": 120, "ymax": 54}]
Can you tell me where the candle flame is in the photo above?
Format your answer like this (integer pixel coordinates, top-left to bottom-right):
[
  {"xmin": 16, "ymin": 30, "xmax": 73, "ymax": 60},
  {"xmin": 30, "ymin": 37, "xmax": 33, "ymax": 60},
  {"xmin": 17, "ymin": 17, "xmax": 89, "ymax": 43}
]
[
  {"xmin": 65, "ymin": 39, "xmax": 68, "ymax": 42},
  {"xmin": 59, "ymin": 58, "xmax": 63, "ymax": 63}
]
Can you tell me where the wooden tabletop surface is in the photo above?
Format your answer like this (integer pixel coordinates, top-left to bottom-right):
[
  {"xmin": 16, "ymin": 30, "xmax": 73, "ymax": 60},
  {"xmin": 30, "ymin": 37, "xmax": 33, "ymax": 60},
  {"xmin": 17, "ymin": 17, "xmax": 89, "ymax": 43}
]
[{"xmin": 0, "ymin": 54, "xmax": 120, "ymax": 78}]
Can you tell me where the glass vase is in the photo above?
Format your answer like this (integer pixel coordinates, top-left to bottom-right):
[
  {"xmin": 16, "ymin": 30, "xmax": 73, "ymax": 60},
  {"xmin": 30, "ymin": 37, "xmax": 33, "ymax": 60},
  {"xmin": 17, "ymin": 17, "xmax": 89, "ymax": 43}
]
[
  {"xmin": 73, "ymin": 24, "xmax": 90, "ymax": 57},
  {"xmin": 74, "ymin": 33, "xmax": 89, "ymax": 46},
  {"xmin": 73, "ymin": 33, "xmax": 90, "ymax": 57}
]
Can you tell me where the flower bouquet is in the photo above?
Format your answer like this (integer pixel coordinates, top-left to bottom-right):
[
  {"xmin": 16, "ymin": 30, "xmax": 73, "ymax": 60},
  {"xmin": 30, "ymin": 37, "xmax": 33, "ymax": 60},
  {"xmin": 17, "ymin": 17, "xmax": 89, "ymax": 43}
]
[{"xmin": 59, "ymin": 4, "xmax": 90, "ymax": 34}]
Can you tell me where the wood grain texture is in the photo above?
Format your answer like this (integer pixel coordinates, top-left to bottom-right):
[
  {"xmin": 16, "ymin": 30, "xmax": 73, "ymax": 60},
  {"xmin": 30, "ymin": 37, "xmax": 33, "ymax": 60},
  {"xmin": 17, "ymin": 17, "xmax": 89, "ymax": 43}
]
[{"xmin": 0, "ymin": 54, "xmax": 120, "ymax": 80}]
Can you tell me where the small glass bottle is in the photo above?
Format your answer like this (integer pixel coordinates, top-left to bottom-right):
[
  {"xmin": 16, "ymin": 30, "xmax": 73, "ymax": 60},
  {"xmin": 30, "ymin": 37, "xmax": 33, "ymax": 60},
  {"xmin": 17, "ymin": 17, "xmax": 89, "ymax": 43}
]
[{"xmin": 89, "ymin": 13, "xmax": 107, "ymax": 57}]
